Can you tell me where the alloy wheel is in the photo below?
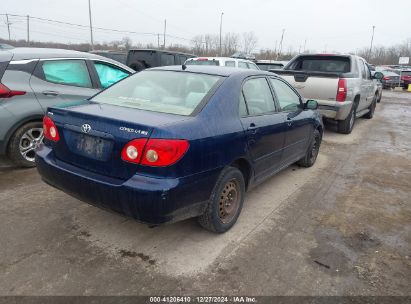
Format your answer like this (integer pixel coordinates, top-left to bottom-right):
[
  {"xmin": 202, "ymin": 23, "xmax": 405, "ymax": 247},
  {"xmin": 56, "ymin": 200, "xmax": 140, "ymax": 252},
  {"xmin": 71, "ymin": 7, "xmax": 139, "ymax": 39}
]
[{"xmin": 19, "ymin": 127, "xmax": 44, "ymax": 163}]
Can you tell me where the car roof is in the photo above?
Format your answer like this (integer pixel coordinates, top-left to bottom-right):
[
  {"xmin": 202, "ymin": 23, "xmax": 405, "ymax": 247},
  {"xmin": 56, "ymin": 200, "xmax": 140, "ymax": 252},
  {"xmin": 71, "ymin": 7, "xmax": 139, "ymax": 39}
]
[
  {"xmin": 128, "ymin": 48, "xmax": 195, "ymax": 56},
  {"xmin": 148, "ymin": 65, "xmax": 273, "ymax": 77},
  {"xmin": 187, "ymin": 57, "xmax": 253, "ymax": 63},
  {"xmin": 1, "ymin": 47, "xmax": 134, "ymax": 72}
]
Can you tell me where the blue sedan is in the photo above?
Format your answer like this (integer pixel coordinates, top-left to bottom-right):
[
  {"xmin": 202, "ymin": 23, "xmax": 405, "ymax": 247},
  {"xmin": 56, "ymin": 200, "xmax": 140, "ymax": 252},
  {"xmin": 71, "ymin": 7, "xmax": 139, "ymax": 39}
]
[{"xmin": 35, "ymin": 66, "xmax": 323, "ymax": 233}]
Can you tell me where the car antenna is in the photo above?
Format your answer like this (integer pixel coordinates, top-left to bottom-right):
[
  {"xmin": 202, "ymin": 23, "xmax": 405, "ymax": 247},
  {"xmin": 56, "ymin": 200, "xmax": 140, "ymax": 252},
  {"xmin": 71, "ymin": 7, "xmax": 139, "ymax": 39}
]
[{"xmin": 182, "ymin": 64, "xmax": 187, "ymax": 70}]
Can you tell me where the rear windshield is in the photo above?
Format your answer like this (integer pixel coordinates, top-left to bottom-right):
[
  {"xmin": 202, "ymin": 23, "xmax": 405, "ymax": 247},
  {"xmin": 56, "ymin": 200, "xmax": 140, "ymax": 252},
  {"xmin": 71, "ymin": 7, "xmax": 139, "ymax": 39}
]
[
  {"xmin": 401, "ymin": 71, "xmax": 411, "ymax": 76},
  {"xmin": 92, "ymin": 70, "xmax": 222, "ymax": 116},
  {"xmin": 257, "ymin": 63, "xmax": 284, "ymax": 71},
  {"xmin": 291, "ymin": 56, "xmax": 351, "ymax": 73},
  {"xmin": 186, "ymin": 59, "xmax": 220, "ymax": 66}
]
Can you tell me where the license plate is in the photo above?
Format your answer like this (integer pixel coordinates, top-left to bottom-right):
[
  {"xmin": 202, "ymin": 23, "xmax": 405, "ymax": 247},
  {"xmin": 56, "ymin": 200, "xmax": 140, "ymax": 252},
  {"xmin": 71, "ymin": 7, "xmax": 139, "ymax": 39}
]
[{"xmin": 75, "ymin": 134, "xmax": 111, "ymax": 160}]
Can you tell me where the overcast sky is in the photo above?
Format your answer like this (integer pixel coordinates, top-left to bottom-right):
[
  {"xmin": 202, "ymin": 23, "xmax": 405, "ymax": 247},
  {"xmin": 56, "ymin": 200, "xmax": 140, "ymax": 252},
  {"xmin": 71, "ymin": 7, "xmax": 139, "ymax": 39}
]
[{"xmin": 1, "ymin": 0, "xmax": 410, "ymax": 53}]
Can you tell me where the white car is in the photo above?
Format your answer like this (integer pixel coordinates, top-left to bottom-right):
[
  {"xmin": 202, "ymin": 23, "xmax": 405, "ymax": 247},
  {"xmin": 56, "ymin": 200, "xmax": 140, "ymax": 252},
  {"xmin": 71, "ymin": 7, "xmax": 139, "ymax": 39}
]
[
  {"xmin": 184, "ymin": 57, "xmax": 260, "ymax": 70},
  {"xmin": 256, "ymin": 60, "xmax": 289, "ymax": 71}
]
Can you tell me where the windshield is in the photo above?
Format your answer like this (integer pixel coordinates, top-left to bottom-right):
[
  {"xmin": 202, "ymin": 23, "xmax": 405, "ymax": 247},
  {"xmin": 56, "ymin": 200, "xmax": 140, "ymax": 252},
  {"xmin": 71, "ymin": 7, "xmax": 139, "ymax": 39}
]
[
  {"xmin": 91, "ymin": 70, "xmax": 222, "ymax": 116},
  {"xmin": 186, "ymin": 59, "xmax": 220, "ymax": 66}
]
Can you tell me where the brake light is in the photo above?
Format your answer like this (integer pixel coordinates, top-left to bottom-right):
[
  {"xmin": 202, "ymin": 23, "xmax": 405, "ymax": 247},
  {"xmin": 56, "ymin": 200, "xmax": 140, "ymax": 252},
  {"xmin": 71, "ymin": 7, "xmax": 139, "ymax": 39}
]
[
  {"xmin": 121, "ymin": 138, "xmax": 189, "ymax": 166},
  {"xmin": 43, "ymin": 116, "xmax": 60, "ymax": 142},
  {"xmin": 0, "ymin": 83, "xmax": 26, "ymax": 98},
  {"xmin": 121, "ymin": 138, "xmax": 148, "ymax": 164},
  {"xmin": 336, "ymin": 79, "xmax": 347, "ymax": 102},
  {"xmin": 197, "ymin": 58, "xmax": 209, "ymax": 61},
  {"xmin": 383, "ymin": 76, "xmax": 391, "ymax": 80}
]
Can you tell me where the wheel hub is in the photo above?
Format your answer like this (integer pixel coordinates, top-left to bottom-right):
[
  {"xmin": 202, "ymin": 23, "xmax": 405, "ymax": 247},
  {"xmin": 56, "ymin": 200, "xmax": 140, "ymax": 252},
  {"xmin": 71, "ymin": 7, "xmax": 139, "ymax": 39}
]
[{"xmin": 219, "ymin": 180, "xmax": 240, "ymax": 224}]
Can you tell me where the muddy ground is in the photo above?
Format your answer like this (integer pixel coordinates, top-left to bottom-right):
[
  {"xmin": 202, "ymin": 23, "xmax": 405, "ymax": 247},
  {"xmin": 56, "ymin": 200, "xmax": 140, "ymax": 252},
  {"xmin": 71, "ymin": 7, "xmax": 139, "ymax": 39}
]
[{"xmin": 0, "ymin": 91, "xmax": 410, "ymax": 296}]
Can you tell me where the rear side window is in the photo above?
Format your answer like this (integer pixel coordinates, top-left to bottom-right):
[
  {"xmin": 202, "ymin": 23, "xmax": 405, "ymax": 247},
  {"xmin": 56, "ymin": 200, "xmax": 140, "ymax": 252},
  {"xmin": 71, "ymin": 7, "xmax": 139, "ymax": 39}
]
[
  {"xmin": 41, "ymin": 60, "xmax": 92, "ymax": 88},
  {"xmin": 225, "ymin": 61, "xmax": 235, "ymax": 67},
  {"xmin": 160, "ymin": 54, "xmax": 174, "ymax": 66},
  {"xmin": 94, "ymin": 62, "xmax": 129, "ymax": 88},
  {"xmin": 242, "ymin": 78, "xmax": 275, "ymax": 115},
  {"xmin": 292, "ymin": 56, "xmax": 350, "ymax": 73},
  {"xmin": 238, "ymin": 62, "xmax": 248, "ymax": 69}
]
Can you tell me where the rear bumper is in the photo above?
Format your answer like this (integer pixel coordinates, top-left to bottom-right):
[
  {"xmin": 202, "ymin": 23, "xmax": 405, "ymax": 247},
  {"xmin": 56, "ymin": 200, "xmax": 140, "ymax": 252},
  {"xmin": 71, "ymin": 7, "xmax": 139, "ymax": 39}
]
[
  {"xmin": 317, "ymin": 100, "xmax": 353, "ymax": 121},
  {"xmin": 35, "ymin": 145, "xmax": 221, "ymax": 225}
]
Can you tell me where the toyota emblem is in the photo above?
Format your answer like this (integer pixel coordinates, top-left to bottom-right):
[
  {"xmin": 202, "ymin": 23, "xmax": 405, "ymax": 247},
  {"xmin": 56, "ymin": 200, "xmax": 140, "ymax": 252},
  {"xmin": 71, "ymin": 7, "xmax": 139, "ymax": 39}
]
[{"xmin": 81, "ymin": 124, "xmax": 92, "ymax": 133}]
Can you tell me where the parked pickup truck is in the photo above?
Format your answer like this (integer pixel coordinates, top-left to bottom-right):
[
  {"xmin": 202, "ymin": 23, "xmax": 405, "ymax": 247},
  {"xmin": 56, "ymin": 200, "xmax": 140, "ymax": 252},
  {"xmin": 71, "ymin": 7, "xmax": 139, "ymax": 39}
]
[{"xmin": 271, "ymin": 54, "xmax": 383, "ymax": 134}]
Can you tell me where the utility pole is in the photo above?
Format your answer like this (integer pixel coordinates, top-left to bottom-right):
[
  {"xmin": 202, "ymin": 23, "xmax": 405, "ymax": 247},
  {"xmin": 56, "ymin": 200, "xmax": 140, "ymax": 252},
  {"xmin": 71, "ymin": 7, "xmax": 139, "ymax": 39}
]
[
  {"xmin": 368, "ymin": 25, "xmax": 375, "ymax": 60},
  {"xmin": 163, "ymin": 19, "xmax": 166, "ymax": 49},
  {"xmin": 157, "ymin": 34, "xmax": 160, "ymax": 49},
  {"xmin": 26, "ymin": 15, "xmax": 30, "ymax": 46},
  {"xmin": 88, "ymin": 0, "xmax": 94, "ymax": 50},
  {"xmin": 276, "ymin": 29, "xmax": 285, "ymax": 60},
  {"xmin": 6, "ymin": 14, "xmax": 11, "ymax": 40},
  {"xmin": 303, "ymin": 39, "xmax": 307, "ymax": 53},
  {"xmin": 219, "ymin": 12, "xmax": 224, "ymax": 56}
]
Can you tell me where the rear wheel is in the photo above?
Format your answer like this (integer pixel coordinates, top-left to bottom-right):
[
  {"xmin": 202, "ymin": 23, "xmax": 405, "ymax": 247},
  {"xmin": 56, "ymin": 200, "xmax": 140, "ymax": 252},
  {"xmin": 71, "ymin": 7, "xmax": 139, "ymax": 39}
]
[
  {"xmin": 298, "ymin": 129, "xmax": 321, "ymax": 168},
  {"xmin": 337, "ymin": 102, "xmax": 356, "ymax": 134},
  {"xmin": 198, "ymin": 167, "xmax": 245, "ymax": 233},
  {"xmin": 7, "ymin": 122, "xmax": 44, "ymax": 168},
  {"xmin": 364, "ymin": 95, "xmax": 377, "ymax": 119}
]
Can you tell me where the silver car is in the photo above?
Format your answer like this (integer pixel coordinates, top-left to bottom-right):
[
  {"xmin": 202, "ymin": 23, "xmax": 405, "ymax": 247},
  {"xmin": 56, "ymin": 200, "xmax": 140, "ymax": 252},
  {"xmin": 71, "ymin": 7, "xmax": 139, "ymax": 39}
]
[{"xmin": 0, "ymin": 47, "xmax": 134, "ymax": 167}]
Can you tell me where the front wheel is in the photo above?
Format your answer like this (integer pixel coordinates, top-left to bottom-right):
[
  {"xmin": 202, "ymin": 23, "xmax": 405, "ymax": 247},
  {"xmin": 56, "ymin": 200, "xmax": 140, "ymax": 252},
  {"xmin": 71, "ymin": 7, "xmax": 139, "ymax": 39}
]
[
  {"xmin": 298, "ymin": 129, "xmax": 322, "ymax": 168},
  {"xmin": 7, "ymin": 121, "xmax": 44, "ymax": 168},
  {"xmin": 198, "ymin": 167, "xmax": 245, "ymax": 233}
]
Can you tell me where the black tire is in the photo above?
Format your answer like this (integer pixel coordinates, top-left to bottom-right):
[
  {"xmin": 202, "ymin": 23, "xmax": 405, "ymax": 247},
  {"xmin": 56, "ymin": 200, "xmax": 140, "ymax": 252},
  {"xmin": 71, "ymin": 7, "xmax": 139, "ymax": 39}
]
[
  {"xmin": 364, "ymin": 95, "xmax": 377, "ymax": 119},
  {"xmin": 298, "ymin": 129, "xmax": 322, "ymax": 168},
  {"xmin": 337, "ymin": 102, "xmax": 357, "ymax": 134},
  {"xmin": 198, "ymin": 167, "xmax": 245, "ymax": 233},
  {"xmin": 7, "ymin": 121, "xmax": 43, "ymax": 168}
]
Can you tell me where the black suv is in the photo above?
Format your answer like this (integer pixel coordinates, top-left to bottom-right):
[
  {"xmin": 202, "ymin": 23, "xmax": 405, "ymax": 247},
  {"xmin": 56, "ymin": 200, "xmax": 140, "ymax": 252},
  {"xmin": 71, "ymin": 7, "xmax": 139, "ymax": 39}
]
[{"xmin": 126, "ymin": 49, "xmax": 196, "ymax": 71}]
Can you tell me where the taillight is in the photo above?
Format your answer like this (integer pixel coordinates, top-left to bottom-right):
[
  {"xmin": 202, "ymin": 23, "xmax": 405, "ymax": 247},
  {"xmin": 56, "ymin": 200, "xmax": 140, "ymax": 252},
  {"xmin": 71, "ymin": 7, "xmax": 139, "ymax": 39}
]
[
  {"xmin": 0, "ymin": 83, "xmax": 26, "ymax": 98},
  {"xmin": 383, "ymin": 76, "xmax": 390, "ymax": 80},
  {"xmin": 121, "ymin": 138, "xmax": 148, "ymax": 164},
  {"xmin": 121, "ymin": 138, "xmax": 189, "ymax": 167},
  {"xmin": 43, "ymin": 116, "xmax": 60, "ymax": 142},
  {"xmin": 336, "ymin": 79, "xmax": 347, "ymax": 102}
]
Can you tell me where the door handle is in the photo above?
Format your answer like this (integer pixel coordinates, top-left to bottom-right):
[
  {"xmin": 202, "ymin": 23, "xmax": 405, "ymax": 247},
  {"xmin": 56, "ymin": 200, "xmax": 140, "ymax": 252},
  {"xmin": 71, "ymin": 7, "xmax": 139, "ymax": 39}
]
[
  {"xmin": 42, "ymin": 90, "xmax": 59, "ymax": 96},
  {"xmin": 286, "ymin": 117, "xmax": 293, "ymax": 126}
]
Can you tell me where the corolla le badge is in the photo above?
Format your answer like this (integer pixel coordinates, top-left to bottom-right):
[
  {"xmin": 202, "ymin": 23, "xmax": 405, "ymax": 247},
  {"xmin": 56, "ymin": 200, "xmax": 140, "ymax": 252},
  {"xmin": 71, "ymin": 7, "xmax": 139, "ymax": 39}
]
[{"xmin": 81, "ymin": 124, "xmax": 92, "ymax": 133}]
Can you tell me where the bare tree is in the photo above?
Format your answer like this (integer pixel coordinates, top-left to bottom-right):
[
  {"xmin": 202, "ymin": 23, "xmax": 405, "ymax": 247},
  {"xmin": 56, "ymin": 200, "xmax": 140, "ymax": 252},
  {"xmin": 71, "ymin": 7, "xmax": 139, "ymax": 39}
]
[{"xmin": 242, "ymin": 32, "xmax": 258, "ymax": 54}]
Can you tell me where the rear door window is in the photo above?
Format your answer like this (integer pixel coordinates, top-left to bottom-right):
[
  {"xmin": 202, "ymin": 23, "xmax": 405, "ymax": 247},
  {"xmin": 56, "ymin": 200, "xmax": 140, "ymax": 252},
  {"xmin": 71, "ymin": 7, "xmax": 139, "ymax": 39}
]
[
  {"xmin": 225, "ymin": 61, "xmax": 236, "ymax": 67},
  {"xmin": 41, "ymin": 60, "xmax": 92, "ymax": 88},
  {"xmin": 93, "ymin": 62, "xmax": 130, "ymax": 88}
]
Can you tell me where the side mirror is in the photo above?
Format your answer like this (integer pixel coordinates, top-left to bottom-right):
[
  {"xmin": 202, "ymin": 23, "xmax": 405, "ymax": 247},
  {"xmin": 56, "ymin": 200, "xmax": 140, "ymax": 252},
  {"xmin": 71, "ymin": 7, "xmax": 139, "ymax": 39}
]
[
  {"xmin": 373, "ymin": 72, "xmax": 384, "ymax": 80},
  {"xmin": 305, "ymin": 99, "xmax": 318, "ymax": 110}
]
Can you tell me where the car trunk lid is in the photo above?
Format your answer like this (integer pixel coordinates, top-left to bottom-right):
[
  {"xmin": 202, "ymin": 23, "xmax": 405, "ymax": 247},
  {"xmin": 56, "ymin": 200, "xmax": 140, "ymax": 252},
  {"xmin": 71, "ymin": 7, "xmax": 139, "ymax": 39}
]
[{"xmin": 48, "ymin": 101, "xmax": 186, "ymax": 180}]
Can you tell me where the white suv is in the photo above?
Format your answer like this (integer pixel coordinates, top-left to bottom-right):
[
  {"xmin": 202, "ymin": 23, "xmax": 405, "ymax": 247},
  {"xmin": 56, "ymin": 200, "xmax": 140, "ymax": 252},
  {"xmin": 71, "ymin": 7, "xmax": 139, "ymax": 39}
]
[{"xmin": 185, "ymin": 57, "xmax": 260, "ymax": 70}]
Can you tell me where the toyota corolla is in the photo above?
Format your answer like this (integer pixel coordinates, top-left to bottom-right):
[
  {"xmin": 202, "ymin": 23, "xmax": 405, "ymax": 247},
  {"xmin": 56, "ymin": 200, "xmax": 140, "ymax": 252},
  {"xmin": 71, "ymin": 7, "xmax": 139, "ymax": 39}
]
[{"xmin": 35, "ymin": 66, "xmax": 323, "ymax": 233}]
